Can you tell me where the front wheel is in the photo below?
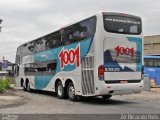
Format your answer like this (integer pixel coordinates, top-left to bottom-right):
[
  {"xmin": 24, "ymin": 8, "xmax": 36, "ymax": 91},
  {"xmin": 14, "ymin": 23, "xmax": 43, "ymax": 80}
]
[
  {"xmin": 23, "ymin": 82, "xmax": 27, "ymax": 91},
  {"xmin": 67, "ymin": 82, "xmax": 77, "ymax": 101},
  {"xmin": 26, "ymin": 82, "xmax": 32, "ymax": 92},
  {"xmin": 102, "ymin": 95, "xmax": 112, "ymax": 99}
]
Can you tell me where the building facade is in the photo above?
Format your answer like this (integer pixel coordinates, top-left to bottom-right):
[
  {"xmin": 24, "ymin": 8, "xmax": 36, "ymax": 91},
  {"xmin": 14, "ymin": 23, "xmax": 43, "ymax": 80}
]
[
  {"xmin": 0, "ymin": 60, "xmax": 15, "ymax": 77},
  {"xmin": 144, "ymin": 35, "xmax": 160, "ymax": 55}
]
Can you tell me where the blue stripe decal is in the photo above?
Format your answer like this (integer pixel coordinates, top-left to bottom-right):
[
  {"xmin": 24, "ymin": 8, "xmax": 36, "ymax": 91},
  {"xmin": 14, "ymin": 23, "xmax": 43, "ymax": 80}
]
[
  {"xmin": 128, "ymin": 37, "xmax": 142, "ymax": 71},
  {"xmin": 35, "ymin": 76, "xmax": 53, "ymax": 90},
  {"xmin": 104, "ymin": 50, "xmax": 134, "ymax": 72},
  {"xmin": 34, "ymin": 37, "xmax": 93, "ymax": 89}
]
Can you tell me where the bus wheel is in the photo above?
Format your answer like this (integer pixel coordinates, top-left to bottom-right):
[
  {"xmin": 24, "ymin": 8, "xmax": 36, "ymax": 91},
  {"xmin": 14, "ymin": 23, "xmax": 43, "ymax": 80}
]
[
  {"xmin": 56, "ymin": 81, "xmax": 65, "ymax": 99},
  {"xmin": 102, "ymin": 95, "xmax": 112, "ymax": 99},
  {"xmin": 67, "ymin": 82, "xmax": 77, "ymax": 101},
  {"xmin": 26, "ymin": 81, "xmax": 32, "ymax": 92},
  {"xmin": 23, "ymin": 82, "xmax": 27, "ymax": 91}
]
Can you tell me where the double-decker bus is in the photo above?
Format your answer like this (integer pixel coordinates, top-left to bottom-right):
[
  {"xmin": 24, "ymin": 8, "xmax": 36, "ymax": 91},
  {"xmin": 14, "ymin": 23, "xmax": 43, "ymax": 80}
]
[
  {"xmin": 144, "ymin": 55, "xmax": 160, "ymax": 85},
  {"xmin": 15, "ymin": 12, "xmax": 143, "ymax": 101}
]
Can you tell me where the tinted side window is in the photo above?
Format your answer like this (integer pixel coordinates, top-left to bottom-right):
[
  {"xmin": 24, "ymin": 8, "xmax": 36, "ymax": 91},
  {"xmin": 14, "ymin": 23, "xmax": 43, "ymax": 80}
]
[
  {"xmin": 62, "ymin": 16, "xmax": 96, "ymax": 45},
  {"xmin": 24, "ymin": 60, "xmax": 57, "ymax": 76},
  {"xmin": 20, "ymin": 31, "xmax": 61, "ymax": 57},
  {"xmin": 153, "ymin": 59, "xmax": 160, "ymax": 67},
  {"xmin": 27, "ymin": 38, "xmax": 46, "ymax": 54},
  {"xmin": 144, "ymin": 59, "xmax": 154, "ymax": 67},
  {"xmin": 45, "ymin": 31, "xmax": 61, "ymax": 49},
  {"xmin": 18, "ymin": 17, "xmax": 96, "ymax": 57}
]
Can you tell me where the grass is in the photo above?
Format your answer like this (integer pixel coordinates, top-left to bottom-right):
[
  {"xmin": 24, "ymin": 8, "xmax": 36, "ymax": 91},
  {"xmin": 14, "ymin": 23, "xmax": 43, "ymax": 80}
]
[{"xmin": 0, "ymin": 79, "xmax": 10, "ymax": 93}]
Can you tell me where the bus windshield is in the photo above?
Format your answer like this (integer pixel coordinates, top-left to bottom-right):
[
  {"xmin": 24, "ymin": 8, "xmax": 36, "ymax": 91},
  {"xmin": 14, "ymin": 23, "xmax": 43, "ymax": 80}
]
[{"xmin": 103, "ymin": 15, "xmax": 142, "ymax": 35}]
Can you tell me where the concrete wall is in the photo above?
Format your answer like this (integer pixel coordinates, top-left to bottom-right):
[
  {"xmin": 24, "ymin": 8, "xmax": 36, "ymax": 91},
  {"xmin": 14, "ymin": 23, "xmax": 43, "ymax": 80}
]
[{"xmin": 144, "ymin": 35, "xmax": 160, "ymax": 55}]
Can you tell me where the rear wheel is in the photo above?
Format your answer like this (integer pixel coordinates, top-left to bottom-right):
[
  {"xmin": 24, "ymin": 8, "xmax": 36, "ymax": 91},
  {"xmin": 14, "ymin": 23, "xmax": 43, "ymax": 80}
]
[
  {"xmin": 56, "ymin": 81, "xmax": 65, "ymax": 99},
  {"xmin": 67, "ymin": 82, "xmax": 77, "ymax": 101},
  {"xmin": 102, "ymin": 95, "xmax": 112, "ymax": 99}
]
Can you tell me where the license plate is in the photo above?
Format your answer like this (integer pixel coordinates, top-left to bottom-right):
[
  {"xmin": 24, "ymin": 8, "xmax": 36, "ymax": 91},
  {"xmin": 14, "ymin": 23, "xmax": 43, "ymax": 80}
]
[{"xmin": 120, "ymin": 81, "xmax": 128, "ymax": 84}]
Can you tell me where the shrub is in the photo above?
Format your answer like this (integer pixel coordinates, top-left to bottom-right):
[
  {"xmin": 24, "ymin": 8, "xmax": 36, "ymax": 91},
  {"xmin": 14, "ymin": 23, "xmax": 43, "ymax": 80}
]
[{"xmin": 0, "ymin": 79, "xmax": 10, "ymax": 92}]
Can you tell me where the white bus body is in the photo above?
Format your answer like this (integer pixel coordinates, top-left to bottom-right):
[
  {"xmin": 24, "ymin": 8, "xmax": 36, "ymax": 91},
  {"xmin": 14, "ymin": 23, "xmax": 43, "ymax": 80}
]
[{"xmin": 15, "ymin": 12, "xmax": 143, "ymax": 101}]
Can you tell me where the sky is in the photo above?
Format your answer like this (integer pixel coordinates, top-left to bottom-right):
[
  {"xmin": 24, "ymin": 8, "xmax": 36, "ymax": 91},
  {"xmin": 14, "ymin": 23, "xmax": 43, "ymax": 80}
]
[{"xmin": 0, "ymin": 0, "xmax": 160, "ymax": 63}]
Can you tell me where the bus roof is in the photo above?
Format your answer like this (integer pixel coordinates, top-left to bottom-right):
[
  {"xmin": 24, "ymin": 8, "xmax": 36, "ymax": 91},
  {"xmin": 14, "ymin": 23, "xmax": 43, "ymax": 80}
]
[{"xmin": 144, "ymin": 55, "xmax": 160, "ymax": 59}]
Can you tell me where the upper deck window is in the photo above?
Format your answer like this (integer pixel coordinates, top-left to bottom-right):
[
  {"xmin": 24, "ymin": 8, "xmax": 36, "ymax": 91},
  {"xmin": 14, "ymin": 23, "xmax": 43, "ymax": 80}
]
[{"xmin": 103, "ymin": 15, "xmax": 142, "ymax": 35}]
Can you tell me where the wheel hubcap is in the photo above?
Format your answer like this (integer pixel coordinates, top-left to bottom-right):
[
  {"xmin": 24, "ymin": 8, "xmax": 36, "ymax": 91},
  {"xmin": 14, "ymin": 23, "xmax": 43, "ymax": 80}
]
[
  {"xmin": 69, "ymin": 85, "xmax": 75, "ymax": 98},
  {"xmin": 58, "ymin": 85, "xmax": 63, "ymax": 96},
  {"xmin": 23, "ymin": 83, "xmax": 26, "ymax": 89},
  {"xmin": 27, "ymin": 83, "xmax": 30, "ymax": 91}
]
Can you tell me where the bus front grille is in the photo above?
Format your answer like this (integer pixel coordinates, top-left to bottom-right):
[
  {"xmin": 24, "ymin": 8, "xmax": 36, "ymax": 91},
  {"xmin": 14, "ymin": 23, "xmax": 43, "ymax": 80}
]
[{"xmin": 81, "ymin": 55, "xmax": 95, "ymax": 95}]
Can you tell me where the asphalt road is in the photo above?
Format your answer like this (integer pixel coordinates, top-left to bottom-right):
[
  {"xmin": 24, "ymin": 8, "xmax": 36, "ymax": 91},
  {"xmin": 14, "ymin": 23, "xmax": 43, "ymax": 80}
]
[{"xmin": 0, "ymin": 89, "xmax": 160, "ymax": 115}]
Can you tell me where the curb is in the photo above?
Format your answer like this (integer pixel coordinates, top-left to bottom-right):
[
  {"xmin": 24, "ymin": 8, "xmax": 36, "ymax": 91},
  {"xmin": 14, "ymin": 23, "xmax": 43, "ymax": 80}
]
[{"xmin": 151, "ymin": 88, "xmax": 160, "ymax": 93}]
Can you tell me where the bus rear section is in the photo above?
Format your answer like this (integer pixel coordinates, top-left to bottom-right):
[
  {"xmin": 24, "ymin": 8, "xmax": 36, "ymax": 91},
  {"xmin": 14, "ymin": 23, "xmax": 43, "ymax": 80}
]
[{"xmin": 97, "ymin": 13, "xmax": 144, "ymax": 96}]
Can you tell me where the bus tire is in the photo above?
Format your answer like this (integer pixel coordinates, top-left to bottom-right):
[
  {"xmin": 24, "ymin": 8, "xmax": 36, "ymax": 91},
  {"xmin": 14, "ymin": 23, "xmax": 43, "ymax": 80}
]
[
  {"xmin": 102, "ymin": 95, "xmax": 112, "ymax": 99},
  {"xmin": 67, "ymin": 82, "xmax": 77, "ymax": 101},
  {"xmin": 26, "ymin": 81, "xmax": 32, "ymax": 92},
  {"xmin": 23, "ymin": 82, "xmax": 27, "ymax": 91},
  {"xmin": 21, "ymin": 79, "xmax": 24, "ymax": 87},
  {"xmin": 56, "ymin": 81, "xmax": 65, "ymax": 99}
]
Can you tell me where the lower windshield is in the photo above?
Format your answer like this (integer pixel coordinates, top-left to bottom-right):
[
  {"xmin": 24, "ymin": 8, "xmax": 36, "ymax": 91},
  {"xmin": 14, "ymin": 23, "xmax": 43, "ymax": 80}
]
[{"xmin": 103, "ymin": 15, "xmax": 142, "ymax": 35}]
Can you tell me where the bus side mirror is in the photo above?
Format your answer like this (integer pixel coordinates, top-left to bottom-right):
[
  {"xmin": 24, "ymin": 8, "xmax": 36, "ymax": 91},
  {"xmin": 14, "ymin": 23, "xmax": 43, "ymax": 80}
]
[{"xmin": 14, "ymin": 65, "xmax": 19, "ymax": 77}]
